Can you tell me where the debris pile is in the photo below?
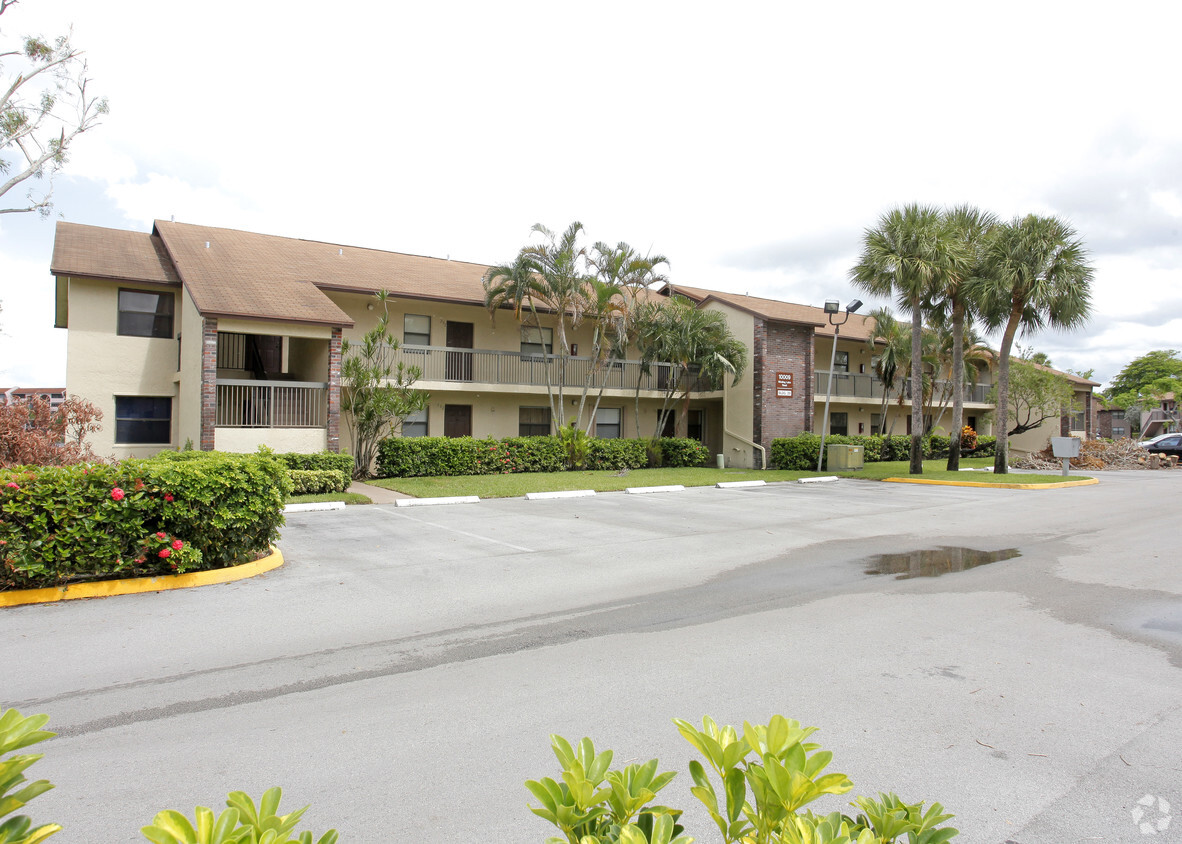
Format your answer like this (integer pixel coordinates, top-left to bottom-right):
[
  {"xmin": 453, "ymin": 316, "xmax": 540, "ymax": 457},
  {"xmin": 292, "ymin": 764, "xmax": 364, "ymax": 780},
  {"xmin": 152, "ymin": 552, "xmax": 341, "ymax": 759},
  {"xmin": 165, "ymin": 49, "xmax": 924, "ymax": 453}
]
[{"xmin": 1012, "ymin": 438, "xmax": 1177, "ymax": 471}]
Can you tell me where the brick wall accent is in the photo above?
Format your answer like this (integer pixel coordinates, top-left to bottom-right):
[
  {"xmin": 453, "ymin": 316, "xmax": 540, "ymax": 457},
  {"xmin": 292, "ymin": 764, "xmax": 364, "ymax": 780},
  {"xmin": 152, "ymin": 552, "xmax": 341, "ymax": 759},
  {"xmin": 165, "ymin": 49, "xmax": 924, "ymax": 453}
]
[
  {"xmin": 200, "ymin": 318, "xmax": 218, "ymax": 451},
  {"xmin": 327, "ymin": 326, "xmax": 342, "ymax": 453},
  {"xmin": 754, "ymin": 319, "xmax": 816, "ymax": 457}
]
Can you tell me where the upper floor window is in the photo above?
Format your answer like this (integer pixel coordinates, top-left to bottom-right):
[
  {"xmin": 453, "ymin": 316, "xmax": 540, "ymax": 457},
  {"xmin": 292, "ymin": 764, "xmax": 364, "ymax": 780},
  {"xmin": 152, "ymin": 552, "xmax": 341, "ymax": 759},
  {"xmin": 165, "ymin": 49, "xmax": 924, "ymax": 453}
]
[
  {"xmin": 521, "ymin": 326, "xmax": 553, "ymax": 357},
  {"xmin": 118, "ymin": 289, "xmax": 174, "ymax": 338},
  {"xmin": 404, "ymin": 314, "xmax": 431, "ymax": 346},
  {"xmin": 832, "ymin": 351, "xmax": 850, "ymax": 373}
]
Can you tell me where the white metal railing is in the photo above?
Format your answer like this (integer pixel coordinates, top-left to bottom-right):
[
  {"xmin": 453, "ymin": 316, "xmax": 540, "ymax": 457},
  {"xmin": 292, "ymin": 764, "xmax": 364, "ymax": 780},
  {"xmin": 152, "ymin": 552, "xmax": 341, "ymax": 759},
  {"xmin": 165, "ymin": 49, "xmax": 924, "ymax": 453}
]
[
  {"xmin": 389, "ymin": 345, "xmax": 718, "ymax": 393},
  {"xmin": 814, "ymin": 371, "xmax": 992, "ymax": 403},
  {"xmin": 216, "ymin": 380, "xmax": 327, "ymax": 428}
]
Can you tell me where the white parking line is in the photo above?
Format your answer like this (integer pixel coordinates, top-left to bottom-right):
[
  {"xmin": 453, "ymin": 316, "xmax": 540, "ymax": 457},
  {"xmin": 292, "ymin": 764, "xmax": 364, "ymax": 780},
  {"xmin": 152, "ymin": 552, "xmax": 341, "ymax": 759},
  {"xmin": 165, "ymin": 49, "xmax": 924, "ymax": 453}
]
[{"xmin": 377, "ymin": 508, "xmax": 536, "ymax": 553}]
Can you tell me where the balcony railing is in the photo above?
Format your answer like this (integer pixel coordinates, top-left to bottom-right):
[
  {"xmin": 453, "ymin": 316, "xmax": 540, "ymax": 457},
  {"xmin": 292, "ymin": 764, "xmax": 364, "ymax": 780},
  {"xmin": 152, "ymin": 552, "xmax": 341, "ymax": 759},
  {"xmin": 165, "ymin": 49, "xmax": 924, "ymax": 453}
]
[
  {"xmin": 814, "ymin": 371, "xmax": 992, "ymax": 404},
  {"xmin": 216, "ymin": 379, "xmax": 327, "ymax": 428},
  {"xmin": 389, "ymin": 346, "xmax": 717, "ymax": 393}
]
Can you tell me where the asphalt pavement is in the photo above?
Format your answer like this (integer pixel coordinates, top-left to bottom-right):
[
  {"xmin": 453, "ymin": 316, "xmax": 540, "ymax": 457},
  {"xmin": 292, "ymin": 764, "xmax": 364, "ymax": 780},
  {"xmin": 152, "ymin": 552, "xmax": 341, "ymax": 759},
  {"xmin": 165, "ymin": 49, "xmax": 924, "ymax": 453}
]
[{"xmin": 3, "ymin": 471, "xmax": 1180, "ymax": 843}]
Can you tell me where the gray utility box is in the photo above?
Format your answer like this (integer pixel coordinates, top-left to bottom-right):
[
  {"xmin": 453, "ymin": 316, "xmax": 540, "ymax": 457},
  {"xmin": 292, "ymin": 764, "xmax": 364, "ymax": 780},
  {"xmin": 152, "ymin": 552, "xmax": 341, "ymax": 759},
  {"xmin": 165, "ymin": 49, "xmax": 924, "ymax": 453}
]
[
  {"xmin": 1050, "ymin": 437, "xmax": 1081, "ymax": 458},
  {"xmin": 828, "ymin": 443, "xmax": 865, "ymax": 470}
]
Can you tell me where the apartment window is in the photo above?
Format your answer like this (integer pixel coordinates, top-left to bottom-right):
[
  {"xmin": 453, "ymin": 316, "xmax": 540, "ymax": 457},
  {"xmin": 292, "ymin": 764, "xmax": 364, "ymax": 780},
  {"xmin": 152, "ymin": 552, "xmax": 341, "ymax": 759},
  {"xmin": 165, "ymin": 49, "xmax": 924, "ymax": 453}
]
[
  {"xmin": 830, "ymin": 412, "xmax": 848, "ymax": 436},
  {"xmin": 521, "ymin": 326, "xmax": 553, "ymax": 357},
  {"xmin": 659, "ymin": 409, "xmax": 705, "ymax": 442},
  {"xmin": 402, "ymin": 408, "xmax": 428, "ymax": 437},
  {"xmin": 595, "ymin": 407, "xmax": 622, "ymax": 439},
  {"xmin": 404, "ymin": 314, "xmax": 431, "ymax": 346},
  {"xmin": 115, "ymin": 396, "xmax": 172, "ymax": 444},
  {"xmin": 870, "ymin": 413, "xmax": 883, "ymax": 434},
  {"xmin": 1112, "ymin": 425, "xmax": 1126, "ymax": 438},
  {"xmin": 1070, "ymin": 409, "xmax": 1087, "ymax": 431},
  {"xmin": 118, "ymin": 289, "xmax": 174, "ymax": 338},
  {"xmin": 519, "ymin": 406, "xmax": 552, "ymax": 436},
  {"xmin": 833, "ymin": 351, "xmax": 849, "ymax": 373}
]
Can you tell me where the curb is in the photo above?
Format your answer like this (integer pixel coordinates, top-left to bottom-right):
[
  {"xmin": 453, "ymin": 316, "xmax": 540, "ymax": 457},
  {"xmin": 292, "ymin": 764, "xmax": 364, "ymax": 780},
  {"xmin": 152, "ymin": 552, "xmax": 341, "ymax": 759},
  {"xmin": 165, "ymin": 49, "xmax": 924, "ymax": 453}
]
[
  {"xmin": 525, "ymin": 490, "xmax": 597, "ymax": 500},
  {"xmin": 0, "ymin": 547, "xmax": 285, "ymax": 608},
  {"xmin": 716, "ymin": 480, "xmax": 767, "ymax": 489},
  {"xmin": 883, "ymin": 477, "xmax": 1099, "ymax": 489},
  {"xmin": 625, "ymin": 485, "xmax": 686, "ymax": 495},
  {"xmin": 284, "ymin": 501, "xmax": 346, "ymax": 513},
  {"xmin": 798, "ymin": 476, "xmax": 839, "ymax": 484},
  {"xmin": 394, "ymin": 496, "xmax": 480, "ymax": 507}
]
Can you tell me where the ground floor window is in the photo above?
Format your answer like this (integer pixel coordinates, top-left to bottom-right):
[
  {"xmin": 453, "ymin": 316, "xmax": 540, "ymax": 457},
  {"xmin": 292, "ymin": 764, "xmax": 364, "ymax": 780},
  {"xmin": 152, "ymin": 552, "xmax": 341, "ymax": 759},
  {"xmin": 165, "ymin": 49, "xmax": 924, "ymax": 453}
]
[
  {"xmin": 1111, "ymin": 425, "xmax": 1126, "ymax": 438},
  {"xmin": 595, "ymin": 407, "xmax": 622, "ymax": 438},
  {"xmin": 115, "ymin": 396, "xmax": 172, "ymax": 444},
  {"xmin": 829, "ymin": 412, "xmax": 848, "ymax": 436},
  {"xmin": 871, "ymin": 413, "xmax": 884, "ymax": 434},
  {"xmin": 402, "ymin": 408, "xmax": 428, "ymax": 437},
  {"xmin": 519, "ymin": 406, "xmax": 551, "ymax": 436},
  {"xmin": 659, "ymin": 408, "xmax": 704, "ymax": 442}
]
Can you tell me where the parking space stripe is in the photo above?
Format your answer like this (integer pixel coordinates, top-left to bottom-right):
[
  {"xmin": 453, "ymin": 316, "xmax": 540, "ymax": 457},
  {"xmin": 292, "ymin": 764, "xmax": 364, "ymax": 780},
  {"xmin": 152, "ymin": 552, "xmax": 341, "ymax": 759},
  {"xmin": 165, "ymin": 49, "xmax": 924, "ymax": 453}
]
[{"xmin": 378, "ymin": 507, "xmax": 536, "ymax": 553}]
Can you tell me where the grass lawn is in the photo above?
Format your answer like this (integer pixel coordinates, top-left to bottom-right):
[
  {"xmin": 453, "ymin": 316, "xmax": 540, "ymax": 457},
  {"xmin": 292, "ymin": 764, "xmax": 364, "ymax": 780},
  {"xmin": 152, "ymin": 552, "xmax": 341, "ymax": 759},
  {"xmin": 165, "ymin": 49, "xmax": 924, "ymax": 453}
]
[
  {"xmin": 287, "ymin": 492, "xmax": 372, "ymax": 506},
  {"xmin": 365, "ymin": 458, "xmax": 1089, "ymax": 499}
]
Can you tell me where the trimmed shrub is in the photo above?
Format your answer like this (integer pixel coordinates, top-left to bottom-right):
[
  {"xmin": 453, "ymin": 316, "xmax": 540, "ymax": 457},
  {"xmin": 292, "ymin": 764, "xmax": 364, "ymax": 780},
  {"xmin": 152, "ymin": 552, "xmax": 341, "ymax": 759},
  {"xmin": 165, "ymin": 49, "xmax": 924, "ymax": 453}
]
[
  {"xmin": 659, "ymin": 437, "xmax": 710, "ymax": 468},
  {"xmin": 585, "ymin": 438, "xmax": 648, "ymax": 471},
  {"xmin": 278, "ymin": 452, "xmax": 353, "ymax": 487},
  {"xmin": 1, "ymin": 450, "xmax": 289, "ymax": 589},
  {"xmin": 288, "ymin": 469, "xmax": 349, "ymax": 495},
  {"xmin": 376, "ymin": 436, "xmax": 480, "ymax": 478},
  {"xmin": 771, "ymin": 433, "xmax": 822, "ymax": 470}
]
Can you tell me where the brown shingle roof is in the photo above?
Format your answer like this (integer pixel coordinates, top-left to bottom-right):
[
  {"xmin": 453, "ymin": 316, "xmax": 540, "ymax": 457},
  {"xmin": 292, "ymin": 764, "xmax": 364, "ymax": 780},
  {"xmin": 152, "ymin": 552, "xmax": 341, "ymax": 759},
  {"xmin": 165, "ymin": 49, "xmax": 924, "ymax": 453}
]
[
  {"xmin": 51, "ymin": 222, "xmax": 180, "ymax": 285},
  {"xmin": 664, "ymin": 284, "xmax": 888, "ymax": 340}
]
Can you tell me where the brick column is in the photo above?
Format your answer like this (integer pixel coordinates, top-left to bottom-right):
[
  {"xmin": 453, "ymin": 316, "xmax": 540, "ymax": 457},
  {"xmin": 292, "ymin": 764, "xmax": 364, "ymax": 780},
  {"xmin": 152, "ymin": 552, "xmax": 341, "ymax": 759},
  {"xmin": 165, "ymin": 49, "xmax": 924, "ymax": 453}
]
[
  {"xmin": 752, "ymin": 319, "xmax": 765, "ymax": 455},
  {"xmin": 200, "ymin": 318, "xmax": 218, "ymax": 451},
  {"xmin": 326, "ymin": 326, "xmax": 343, "ymax": 453}
]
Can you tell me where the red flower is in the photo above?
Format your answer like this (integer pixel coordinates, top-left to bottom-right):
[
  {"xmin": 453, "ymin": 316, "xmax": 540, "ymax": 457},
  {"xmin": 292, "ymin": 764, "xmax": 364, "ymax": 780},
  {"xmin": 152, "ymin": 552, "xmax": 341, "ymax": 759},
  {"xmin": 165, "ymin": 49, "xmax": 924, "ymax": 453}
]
[
  {"xmin": 171, "ymin": 539, "xmax": 183, "ymax": 550},
  {"xmin": 156, "ymin": 531, "xmax": 166, "ymax": 540},
  {"xmin": 5, "ymin": 482, "xmax": 18, "ymax": 490},
  {"xmin": 164, "ymin": 493, "xmax": 174, "ymax": 502},
  {"xmin": 158, "ymin": 548, "xmax": 171, "ymax": 559},
  {"xmin": 110, "ymin": 487, "xmax": 125, "ymax": 501}
]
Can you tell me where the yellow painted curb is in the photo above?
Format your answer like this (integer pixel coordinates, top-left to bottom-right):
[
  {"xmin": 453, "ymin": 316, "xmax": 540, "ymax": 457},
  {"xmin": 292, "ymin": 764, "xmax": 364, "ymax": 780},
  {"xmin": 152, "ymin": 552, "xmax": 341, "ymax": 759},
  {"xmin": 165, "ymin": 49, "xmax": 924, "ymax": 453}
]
[
  {"xmin": 883, "ymin": 477, "xmax": 1099, "ymax": 490},
  {"xmin": 0, "ymin": 547, "xmax": 284, "ymax": 608}
]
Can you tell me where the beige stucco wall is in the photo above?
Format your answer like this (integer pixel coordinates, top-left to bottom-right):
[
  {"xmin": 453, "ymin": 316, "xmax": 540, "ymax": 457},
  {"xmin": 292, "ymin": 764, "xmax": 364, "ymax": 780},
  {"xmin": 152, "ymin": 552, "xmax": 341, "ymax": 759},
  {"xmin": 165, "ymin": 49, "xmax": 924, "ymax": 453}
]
[
  {"xmin": 176, "ymin": 287, "xmax": 204, "ymax": 451},
  {"xmin": 700, "ymin": 302, "xmax": 759, "ymax": 467},
  {"xmin": 214, "ymin": 427, "xmax": 327, "ymax": 453},
  {"xmin": 64, "ymin": 276, "xmax": 180, "ymax": 459}
]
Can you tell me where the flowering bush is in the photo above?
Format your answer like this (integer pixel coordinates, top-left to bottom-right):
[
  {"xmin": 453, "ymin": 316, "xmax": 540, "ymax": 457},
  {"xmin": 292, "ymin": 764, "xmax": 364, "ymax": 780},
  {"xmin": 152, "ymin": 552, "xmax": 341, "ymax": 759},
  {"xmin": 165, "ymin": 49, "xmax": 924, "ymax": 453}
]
[
  {"xmin": 961, "ymin": 425, "xmax": 979, "ymax": 451},
  {"xmin": 134, "ymin": 531, "xmax": 203, "ymax": 574}
]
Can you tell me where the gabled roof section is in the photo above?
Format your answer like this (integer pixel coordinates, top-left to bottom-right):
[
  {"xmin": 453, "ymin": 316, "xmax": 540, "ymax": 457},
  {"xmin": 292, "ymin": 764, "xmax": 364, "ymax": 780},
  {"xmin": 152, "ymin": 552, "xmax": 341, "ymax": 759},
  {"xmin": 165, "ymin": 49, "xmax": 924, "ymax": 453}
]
[
  {"xmin": 663, "ymin": 283, "xmax": 888, "ymax": 341},
  {"xmin": 52, "ymin": 222, "xmax": 180, "ymax": 285}
]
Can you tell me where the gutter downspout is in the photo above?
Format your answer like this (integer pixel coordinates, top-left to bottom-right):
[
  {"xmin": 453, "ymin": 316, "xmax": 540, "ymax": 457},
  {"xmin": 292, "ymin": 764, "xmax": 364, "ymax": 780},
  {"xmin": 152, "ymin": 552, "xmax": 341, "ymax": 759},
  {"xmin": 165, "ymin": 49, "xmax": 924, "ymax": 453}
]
[{"xmin": 723, "ymin": 375, "xmax": 766, "ymax": 469}]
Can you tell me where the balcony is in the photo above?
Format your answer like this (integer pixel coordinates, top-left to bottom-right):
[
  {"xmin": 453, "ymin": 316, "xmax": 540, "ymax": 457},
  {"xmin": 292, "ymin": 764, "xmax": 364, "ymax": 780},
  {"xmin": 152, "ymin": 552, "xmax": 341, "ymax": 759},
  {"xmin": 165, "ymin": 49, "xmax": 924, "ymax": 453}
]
[
  {"xmin": 814, "ymin": 371, "xmax": 992, "ymax": 404},
  {"xmin": 388, "ymin": 346, "xmax": 718, "ymax": 393},
  {"xmin": 216, "ymin": 379, "xmax": 328, "ymax": 428}
]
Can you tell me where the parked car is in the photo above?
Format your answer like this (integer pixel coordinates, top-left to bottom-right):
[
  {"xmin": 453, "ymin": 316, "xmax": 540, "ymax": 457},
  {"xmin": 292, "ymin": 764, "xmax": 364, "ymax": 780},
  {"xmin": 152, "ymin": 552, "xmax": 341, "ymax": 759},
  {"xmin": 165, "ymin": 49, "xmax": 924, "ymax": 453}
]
[
  {"xmin": 1145, "ymin": 435, "xmax": 1182, "ymax": 460},
  {"xmin": 1138, "ymin": 433, "xmax": 1175, "ymax": 448}
]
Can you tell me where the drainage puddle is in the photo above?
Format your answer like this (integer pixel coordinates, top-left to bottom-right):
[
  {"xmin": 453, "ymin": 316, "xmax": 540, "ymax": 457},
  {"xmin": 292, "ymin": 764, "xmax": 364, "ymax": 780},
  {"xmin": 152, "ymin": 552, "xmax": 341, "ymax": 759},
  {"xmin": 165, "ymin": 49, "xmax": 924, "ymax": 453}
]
[{"xmin": 865, "ymin": 547, "xmax": 1020, "ymax": 579}]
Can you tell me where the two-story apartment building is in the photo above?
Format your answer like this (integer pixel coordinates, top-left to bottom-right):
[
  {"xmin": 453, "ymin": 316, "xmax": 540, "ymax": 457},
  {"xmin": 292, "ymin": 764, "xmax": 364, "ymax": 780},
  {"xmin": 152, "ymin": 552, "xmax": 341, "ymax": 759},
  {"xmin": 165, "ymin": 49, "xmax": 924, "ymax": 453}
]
[{"xmin": 50, "ymin": 219, "xmax": 1091, "ymax": 468}]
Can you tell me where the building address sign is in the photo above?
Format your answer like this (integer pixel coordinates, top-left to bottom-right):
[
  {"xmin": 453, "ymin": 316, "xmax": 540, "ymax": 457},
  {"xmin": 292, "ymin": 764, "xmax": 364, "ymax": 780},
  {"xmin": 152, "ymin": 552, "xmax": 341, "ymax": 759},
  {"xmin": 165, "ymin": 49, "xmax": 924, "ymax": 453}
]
[{"xmin": 776, "ymin": 372, "xmax": 793, "ymax": 398}]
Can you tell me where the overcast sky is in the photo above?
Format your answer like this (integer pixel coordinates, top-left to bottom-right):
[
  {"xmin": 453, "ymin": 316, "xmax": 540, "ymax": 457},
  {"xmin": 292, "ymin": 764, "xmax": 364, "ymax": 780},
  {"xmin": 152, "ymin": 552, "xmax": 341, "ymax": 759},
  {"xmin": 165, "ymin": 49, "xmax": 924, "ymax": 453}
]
[{"xmin": 3, "ymin": 0, "xmax": 1181, "ymax": 390}]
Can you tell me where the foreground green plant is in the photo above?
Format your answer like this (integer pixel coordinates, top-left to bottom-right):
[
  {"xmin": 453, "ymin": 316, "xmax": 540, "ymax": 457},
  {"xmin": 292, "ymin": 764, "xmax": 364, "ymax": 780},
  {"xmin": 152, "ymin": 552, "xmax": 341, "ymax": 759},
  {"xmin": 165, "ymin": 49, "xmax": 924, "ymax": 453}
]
[
  {"xmin": 529, "ymin": 717, "xmax": 958, "ymax": 844},
  {"xmin": 0, "ymin": 708, "xmax": 61, "ymax": 844},
  {"xmin": 526, "ymin": 735, "xmax": 691, "ymax": 844},
  {"xmin": 141, "ymin": 786, "xmax": 337, "ymax": 844}
]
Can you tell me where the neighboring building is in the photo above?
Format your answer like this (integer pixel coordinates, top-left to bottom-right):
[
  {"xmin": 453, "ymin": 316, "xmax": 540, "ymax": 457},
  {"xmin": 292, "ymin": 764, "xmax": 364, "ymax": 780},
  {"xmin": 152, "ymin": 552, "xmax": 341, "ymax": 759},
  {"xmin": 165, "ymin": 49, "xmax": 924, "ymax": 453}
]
[
  {"xmin": 49, "ymin": 220, "xmax": 1093, "ymax": 466},
  {"xmin": 1, "ymin": 387, "xmax": 67, "ymax": 411},
  {"xmin": 1097, "ymin": 407, "xmax": 1130, "ymax": 440}
]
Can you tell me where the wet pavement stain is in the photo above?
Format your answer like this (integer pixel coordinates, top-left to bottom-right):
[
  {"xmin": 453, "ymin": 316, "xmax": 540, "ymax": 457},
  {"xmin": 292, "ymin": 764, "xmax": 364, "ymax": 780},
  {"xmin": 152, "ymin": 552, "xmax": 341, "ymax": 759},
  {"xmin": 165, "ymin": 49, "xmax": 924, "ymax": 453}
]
[{"xmin": 865, "ymin": 547, "xmax": 1020, "ymax": 579}]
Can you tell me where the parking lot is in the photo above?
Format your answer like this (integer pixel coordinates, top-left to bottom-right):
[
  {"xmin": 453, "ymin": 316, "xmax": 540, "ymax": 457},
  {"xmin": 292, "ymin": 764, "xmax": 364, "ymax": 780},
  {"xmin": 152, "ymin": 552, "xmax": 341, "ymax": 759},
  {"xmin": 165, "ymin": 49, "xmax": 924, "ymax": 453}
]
[{"xmin": 4, "ymin": 472, "xmax": 1181, "ymax": 843}]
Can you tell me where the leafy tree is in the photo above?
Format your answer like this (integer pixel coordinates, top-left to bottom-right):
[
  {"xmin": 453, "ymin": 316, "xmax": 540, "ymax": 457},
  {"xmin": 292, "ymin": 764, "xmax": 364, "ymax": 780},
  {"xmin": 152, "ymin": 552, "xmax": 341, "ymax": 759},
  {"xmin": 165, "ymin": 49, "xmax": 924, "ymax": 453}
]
[
  {"xmin": 1, "ymin": 0, "xmax": 108, "ymax": 215},
  {"xmin": 851, "ymin": 204, "xmax": 967, "ymax": 474},
  {"xmin": 1104, "ymin": 349, "xmax": 1182, "ymax": 409},
  {"xmin": 865, "ymin": 307, "xmax": 908, "ymax": 435},
  {"xmin": 988, "ymin": 353, "xmax": 1077, "ymax": 436},
  {"xmin": 0, "ymin": 393, "xmax": 101, "ymax": 467},
  {"xmin": 969, "ymin": 214, "xmax": 1094, "ymax": 473},
  {"xmin": 340, "ymin": 291, "xmax": 429, "ymax": 478}
]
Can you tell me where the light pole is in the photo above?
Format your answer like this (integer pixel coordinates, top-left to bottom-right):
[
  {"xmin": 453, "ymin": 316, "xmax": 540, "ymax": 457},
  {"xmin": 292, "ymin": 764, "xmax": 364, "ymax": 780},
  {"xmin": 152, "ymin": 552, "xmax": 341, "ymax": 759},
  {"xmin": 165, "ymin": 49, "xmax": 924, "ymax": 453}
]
[{"xmin": 817, "ymin": 298, "xmax": 863, "ymax": 472}]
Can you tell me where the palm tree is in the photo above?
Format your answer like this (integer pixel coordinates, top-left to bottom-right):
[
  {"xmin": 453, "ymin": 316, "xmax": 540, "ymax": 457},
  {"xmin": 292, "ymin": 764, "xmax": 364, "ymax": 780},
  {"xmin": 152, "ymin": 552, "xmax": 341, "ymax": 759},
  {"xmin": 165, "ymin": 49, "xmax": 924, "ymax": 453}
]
[
  {"xmin": 865, "ymin": 307, "xmax": 909, "ymax": 434},
  {"xmin": 851, "ymin": 204, "xmax": 967, "ymax": 474},
  {"xmin": 932, "ymin": 205, "xmax": 997, "ymax": 470},
  {"xmin": 970, "ymin": 214, "xmax": 1094, "ymax": 473}
]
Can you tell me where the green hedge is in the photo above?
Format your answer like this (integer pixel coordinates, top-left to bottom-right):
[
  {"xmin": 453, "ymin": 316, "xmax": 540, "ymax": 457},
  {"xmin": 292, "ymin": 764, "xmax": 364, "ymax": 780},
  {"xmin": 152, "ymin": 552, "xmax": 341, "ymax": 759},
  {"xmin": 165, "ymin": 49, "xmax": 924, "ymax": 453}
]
[
  {"xmin": 278, "ymin": 451, "xmax": 353, "ymax": 486},
  {"xmin": 1, "ymin": 450, "xmax": 290, "ymax": 590},
  {"xmin": 771, "ymin": 433, "xmax": 997, "ymax": 470},
  {"xmin": 288, "ymin": 469, "xmax": 349, "ymax": 495},
  {"xmin": 376, "ymin": 434, "xmax": 705, "ymax": 477}
]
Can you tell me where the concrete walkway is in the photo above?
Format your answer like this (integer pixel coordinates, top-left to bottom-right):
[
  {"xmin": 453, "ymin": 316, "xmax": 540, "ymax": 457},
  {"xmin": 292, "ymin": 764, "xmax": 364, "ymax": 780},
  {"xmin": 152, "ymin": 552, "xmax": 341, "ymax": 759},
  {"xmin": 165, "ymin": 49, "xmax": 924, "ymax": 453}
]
[{"xmin": 347, "ymin": 480, "xmax": 412, "ymax": 503}]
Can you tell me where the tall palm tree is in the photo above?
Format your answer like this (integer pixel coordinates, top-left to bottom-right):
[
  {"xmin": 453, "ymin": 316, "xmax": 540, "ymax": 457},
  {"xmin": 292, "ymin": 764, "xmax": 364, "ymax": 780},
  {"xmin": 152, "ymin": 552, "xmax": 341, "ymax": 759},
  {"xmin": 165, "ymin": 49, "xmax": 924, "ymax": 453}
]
[
  {"xmin": 932, "ymin": 205, "xmax": 997, "ymax": 470},
  {"xmin": 970, "ymin": 214, "xmax": 1094, "ymax": 473},
  {"xmin": 851, "ymin": 204, "xmax": 967, "ymax": 474}
]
